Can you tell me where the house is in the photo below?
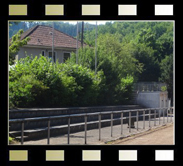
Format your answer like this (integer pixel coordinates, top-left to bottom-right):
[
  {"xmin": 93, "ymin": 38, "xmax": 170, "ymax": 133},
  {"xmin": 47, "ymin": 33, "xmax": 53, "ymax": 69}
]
[{"xmin": 14, "ymin": 25, "xmax": 86, "ymax": 63}]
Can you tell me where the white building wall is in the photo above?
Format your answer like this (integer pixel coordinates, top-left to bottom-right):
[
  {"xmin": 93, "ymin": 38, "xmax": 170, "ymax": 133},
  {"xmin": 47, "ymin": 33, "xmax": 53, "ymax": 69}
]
[
  {"xmin": 17, "ymin": 47, "xmax": 75, "ymax": 63},
  {"xmin": 137, "ymin": 91, "xmax": 168, "ymax": 108}
]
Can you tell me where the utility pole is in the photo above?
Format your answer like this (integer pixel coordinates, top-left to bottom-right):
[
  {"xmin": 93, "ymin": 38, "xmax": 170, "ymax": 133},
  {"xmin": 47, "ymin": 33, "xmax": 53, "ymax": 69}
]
[
  {"xmin": 81, "ymin": 21, "xmax": 84, "ymax": 49},
  {"xmin": 95, "ymin": 21, "xmax": 98, "ymax": 75},
  {"xmin": 76, "ymin": 22, "xmax": 79, "ymax": 64},
  {"xmin": 23, "ymin": 22, "xmax": 25, "ymax": 31},
  {"xmin": 52, "ymin": 22, "xmax": 54, "ymax": 63}
]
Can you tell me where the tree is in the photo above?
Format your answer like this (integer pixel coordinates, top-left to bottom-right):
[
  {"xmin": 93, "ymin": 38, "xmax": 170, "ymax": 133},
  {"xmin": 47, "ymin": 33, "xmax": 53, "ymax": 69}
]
[
  {"xmin": 9, "ymin": 29, "xmax": 30, "ymax": 65},
  {"xmin": 67, "ymin": 34, "xmax": 143, "ymax": 104},
  {"xmin": 129, "ymin": 42, "xmax": 160, "ymax": 82},
  {"xmin": 159, "ymin": 54, "xmax": 173, "ymax": 101}
]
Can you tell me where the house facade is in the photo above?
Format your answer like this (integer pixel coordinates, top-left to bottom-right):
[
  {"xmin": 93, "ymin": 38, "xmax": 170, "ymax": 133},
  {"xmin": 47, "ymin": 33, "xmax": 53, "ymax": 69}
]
[
  {"xmin": 14, "ymin": 25, "xmax": 85, "ymax": 63},
  {"xmin": 16, "ymin": 45, "xmax": 76, "ymax": 63}
]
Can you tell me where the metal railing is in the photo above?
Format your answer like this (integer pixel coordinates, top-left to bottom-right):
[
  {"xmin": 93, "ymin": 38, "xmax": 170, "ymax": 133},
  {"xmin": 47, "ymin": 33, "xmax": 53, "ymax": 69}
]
[
  {"xmin": 9, "ymin": 107, "xmax": 174, "ymax": 145},
  {"xmin": 133, "ymin": 82, "xmax": 167, "ymax": 92}
]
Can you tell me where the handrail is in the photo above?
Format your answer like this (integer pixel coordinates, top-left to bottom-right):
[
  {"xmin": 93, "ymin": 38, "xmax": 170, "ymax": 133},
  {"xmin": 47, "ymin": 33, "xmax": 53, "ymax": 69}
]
[
  {"xmin": 9, "ymin": 107, "xmax": 174, "ymax": 145},
  {"xmin": 9, "ymin": 107, "xmax": 173, "ymax": 124}
]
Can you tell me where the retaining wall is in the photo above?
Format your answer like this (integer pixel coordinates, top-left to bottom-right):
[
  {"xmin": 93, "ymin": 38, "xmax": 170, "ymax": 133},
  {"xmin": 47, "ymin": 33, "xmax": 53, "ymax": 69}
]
[{"xmin": 9, "ymin": 105, "xmax": 144, "ymax": 131}]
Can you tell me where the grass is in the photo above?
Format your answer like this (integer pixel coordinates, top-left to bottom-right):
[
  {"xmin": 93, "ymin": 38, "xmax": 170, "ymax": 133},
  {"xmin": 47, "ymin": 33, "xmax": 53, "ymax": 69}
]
[
  {"xmin": 9, "ymin": 136, "xmax": 13, "ymax": 142},
  {"xmin": 9, "ymin": 136, "xmax": 19, "ymax": 144}
]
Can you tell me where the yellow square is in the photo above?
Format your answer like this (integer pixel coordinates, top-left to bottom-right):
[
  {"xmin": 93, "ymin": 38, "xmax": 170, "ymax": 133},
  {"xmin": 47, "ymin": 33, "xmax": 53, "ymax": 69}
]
[
  {"xmin": 46, "ymin": 150, "xmax": 64, "ymax": 161},
  {"xmin": 45, "ymin": 5, "xmax": 64, "ymax": 15},
  {"xmin": 9, "ymin": 150, "xmax": 28, "ymax": 161},
  {"xmin": 118, "ymin": 5, "xmax": 137, "ymax": 15},
  {"xmin": 82, "ymin": 5, "xmax": 100, "ymax": 15},
  {"xmin": 9, "ymin": 5, "xmax": 27, "ymax": 15},
  {"xmin": 82, "ymin": 150, "xmax": 101, "ymax": 161}
]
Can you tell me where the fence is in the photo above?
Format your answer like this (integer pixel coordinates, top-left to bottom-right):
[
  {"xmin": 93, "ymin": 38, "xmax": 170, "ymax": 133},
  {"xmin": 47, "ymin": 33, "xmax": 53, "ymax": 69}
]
[
  {"xmin": 133, "ymin": 82, "xmax": 167, "ymax": 92},
  {"xmin": 9, "ymin": 107, "xmax": 174, "ymax": 145}
]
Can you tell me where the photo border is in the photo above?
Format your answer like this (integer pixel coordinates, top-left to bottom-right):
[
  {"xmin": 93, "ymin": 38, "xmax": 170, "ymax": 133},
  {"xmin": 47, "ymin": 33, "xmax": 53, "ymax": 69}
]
[{"xmin": 1, "ymin": 1, "xmax": 179, "ymax": 166}]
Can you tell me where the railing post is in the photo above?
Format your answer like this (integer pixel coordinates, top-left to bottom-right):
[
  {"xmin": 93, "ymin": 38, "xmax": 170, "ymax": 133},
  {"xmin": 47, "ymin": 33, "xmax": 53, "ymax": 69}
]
[
  {"xmin": 149, "ymin": 109, "xmax": 151, "ymax": 128},
  {"xmin": 47, "ymin": 119, "xmax": 50, "ymax": 145},
  {"xmin": 154, "ymin": 109, "xmax": 156, "ymax": 126},
  {"xmin": 84, "ymin": 115, "xmax": 87, "ymax": 144},
  {"xmin": 68, "ymin": 117, "xmax": 70, "ymax": 144},
  {"xmin": 167, "ymin": 107, "xmax": 168, "ymax": 123},
  {"xmin": 99, "ymin": 114, "xmax": 101, "ymax": 141},
  {"xmin": 159, "ymin": 108, "xmax": 161, "ymax": 125},
  {"xmin": 129, "ymin": 111, "xmax": 131, "ymax": 133},
  {"xmin": 163, "ymin": 108, "xmax": 165, "ymax": 124},
  {"xmin": 171, "ymin": 107, "xmax": 173, "ymax": 122},
  {"xmin": 21, "ymin": 121, "xmax": 24, "ymax": 145},
  {"xmin": 143, "ymin": 110, "xmax": 145, "ymax": 129},
  {"xmin": 136, "ymin": 110, "xmax": 139, "ymax": 131},
  {"xmin": 111, "ymin": 112, "xmax": 113, "ymax": 137},
  {"xmin": 121, "ymin": 112, "xmax": 123, "ymax": 135}
]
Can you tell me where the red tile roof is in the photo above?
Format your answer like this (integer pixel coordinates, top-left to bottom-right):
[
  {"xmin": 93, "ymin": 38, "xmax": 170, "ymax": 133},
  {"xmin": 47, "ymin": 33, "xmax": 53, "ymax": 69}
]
[{"xmin": 20, "ymin": 25, "xmax": 86, "ymax": 49}]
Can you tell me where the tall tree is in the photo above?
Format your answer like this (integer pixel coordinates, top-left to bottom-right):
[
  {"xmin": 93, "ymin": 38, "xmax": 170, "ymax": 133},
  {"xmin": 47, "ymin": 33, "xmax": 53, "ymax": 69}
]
[
  {"xmin": 159, "ymin": 54, "xmax": 173, "ymax": 101},
  {"xmin": 9, "ymin": 29, "xmax": 30, "ymax": 65}
]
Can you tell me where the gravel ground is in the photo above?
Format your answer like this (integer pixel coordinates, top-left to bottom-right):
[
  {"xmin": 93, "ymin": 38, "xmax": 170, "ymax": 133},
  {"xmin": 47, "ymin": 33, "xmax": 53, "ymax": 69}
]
[{"xmin": 109, "ymin": 123, "xmax": 174, "ymax": 145}]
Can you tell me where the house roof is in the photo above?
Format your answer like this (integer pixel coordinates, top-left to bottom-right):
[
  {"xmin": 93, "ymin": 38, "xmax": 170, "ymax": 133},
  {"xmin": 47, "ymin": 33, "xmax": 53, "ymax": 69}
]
[{"xmin": 19, "ymin": 25, "xmax": 87, "ymax": 49}]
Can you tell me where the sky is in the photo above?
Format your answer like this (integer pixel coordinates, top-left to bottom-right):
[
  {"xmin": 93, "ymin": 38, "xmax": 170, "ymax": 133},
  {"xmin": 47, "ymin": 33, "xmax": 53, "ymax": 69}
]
[{"xmin": 63, "ymin": 21, "xmax": 113, "ymax": 25}]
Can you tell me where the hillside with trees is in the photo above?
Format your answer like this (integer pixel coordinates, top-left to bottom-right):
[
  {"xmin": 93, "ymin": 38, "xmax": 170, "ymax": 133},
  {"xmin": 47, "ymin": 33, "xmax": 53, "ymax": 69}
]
[{"xmin": 9, "ymin": 21, "xmax": 173, "ymax": 108}]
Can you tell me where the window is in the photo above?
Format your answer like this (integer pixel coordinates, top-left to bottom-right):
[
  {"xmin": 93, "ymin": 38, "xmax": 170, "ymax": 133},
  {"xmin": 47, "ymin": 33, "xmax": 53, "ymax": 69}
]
[
  {"xmin": 41, "ymin": 50, "xmax": 45, "ymax": 56},
  {"xmin": 48, "ymin": 51, "xmax": 56, "ymax": 62},
  {"xmin": 63, "ymin": 52, "xmax": 70, "ymax": 63}
]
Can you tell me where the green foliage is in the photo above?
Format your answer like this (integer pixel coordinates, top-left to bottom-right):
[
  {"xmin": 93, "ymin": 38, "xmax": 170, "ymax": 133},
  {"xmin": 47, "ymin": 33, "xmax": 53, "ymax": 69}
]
[
  {"xmin": 9, "ymin": 136, "xmax": 14, "ymax": 144},
  {"xmin": 9, "ymin": 29, "xmax": 30, "ymax": 65},
  {"xmin": 9, "ymin": 21, "xmax": 174, "ymax": 106},
  {"xmin": 9, "ymin": 137, "xmax": 13, "ymax": 141},
  {"xmin": 9, "ymin": 56, "xmax": 105, "ymax": 108},
  {"xmin": 159, "ymin": 54, "xmax": 173, "ymax": 100},
  {"xmin": 115, "ymin": 75, "xmax": 134, "ymax": 103},
  {"xmin": 67, "ymin": 34, "xmax": 140, "ymax": 105},
  {"xmin": 9, "ymin": 74, "xmax": 49, "ymax": 108},
  {"xmin": 161, "ymin": 85, "xmax": 167, "ymax": 92}
]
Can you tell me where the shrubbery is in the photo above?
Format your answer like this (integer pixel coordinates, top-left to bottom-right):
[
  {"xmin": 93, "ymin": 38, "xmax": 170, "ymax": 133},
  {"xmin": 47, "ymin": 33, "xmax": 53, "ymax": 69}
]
[
  {"xmin": 9, "ymin": 56, "xmax": 105, "ymax": 108},
  {"xmin": 9, "ymin": 52, "xmax": 136, "ymax": 108}
]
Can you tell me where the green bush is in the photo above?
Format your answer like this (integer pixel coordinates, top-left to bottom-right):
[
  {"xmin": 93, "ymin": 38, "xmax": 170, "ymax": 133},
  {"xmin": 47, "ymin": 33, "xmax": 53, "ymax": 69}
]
[
  {"xmin": 9, "ymin": 55, "xmax": 105, "ymax": 108},
  {"xmin": 9, "ymin": 55, "xmax": 135, "ymax": 108},
  {"xmin": 9, "ymin": 74, "xmax": 49, "ymax": 108},
  {"xmin": 114, "ymin": 75, "xmax": 134, "ymax": 103},
  {"xmin": 57, "ymin": 63, "xmax": 105, "ymax": 106},
  {"xmin": 161, "ymin": 85, "xmax": 167, "ymax": 92}
]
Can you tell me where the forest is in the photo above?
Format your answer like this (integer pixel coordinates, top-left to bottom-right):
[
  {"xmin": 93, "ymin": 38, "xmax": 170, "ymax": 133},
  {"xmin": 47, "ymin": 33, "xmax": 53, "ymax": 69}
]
[{"xmin": 9, "ymin": 21, "xmax": 173, "ymax": 108}]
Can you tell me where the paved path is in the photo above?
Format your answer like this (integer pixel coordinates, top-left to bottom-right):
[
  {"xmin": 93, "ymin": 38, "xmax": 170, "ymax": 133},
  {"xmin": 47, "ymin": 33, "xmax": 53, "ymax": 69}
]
[
  {"xmin": 109, "ymin": 123, "xmax": 174, "ymax": 145},
  {"xmin": 18, "ymin": 116, "xmax": 174, "ymax": 145}
]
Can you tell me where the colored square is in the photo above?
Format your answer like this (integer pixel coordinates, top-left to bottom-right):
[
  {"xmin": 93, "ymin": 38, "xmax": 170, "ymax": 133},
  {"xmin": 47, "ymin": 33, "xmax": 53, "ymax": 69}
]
[
  {"xmin": 46, "ymin": 150, "xmax": 64, "ymax": 161},
  {"xmin": 9, "ymin": 150, "xmax": 28, "ymax": 161},
  {"xmin": 82, "ymin": 5, "xmax": 100, "ymax": 15},
  {"xmin": 118, "ymin": 5, "xmax": 137, "ymax": 15},
  {"xmin": 155, "ymin": 5, "xmax": 173, "ymax": 15},
  {"xmin": 9, "ymin": 5, "xmax": 27, "ymax": 15},
  {"xmin": 45, "ymin": 5, "xmax": 64, "ymax": 15},
  {"xmin": 155, "ymin": 150, "xmax": 174, "ymax": 161},
  {"xmin": 82, "ymin": 150, "xmax": 101, "ymax": 161},
  {"xmin": 119, "ymin": 150, "xmax": 137, "ymax": 161}
]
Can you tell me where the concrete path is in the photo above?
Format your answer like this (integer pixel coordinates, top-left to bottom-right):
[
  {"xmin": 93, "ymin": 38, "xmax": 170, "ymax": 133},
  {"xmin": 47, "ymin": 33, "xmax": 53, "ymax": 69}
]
[{"xmin": 15, "ymin": 116, "xmax": 174, "ymax": 145}]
